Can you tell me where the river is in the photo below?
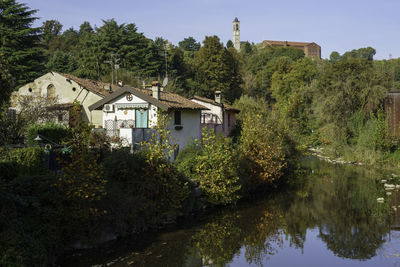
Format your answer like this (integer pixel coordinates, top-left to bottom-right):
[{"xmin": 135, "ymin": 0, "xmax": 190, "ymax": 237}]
[{"xmin": 61, "ymin": 157, "xmax": 400, "ymax": 266}]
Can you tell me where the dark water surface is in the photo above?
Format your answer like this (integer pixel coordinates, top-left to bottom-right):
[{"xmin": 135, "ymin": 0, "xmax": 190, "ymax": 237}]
[{"xmin": 62, "ymin": 157, "xmax": 400, "ymax": 266}]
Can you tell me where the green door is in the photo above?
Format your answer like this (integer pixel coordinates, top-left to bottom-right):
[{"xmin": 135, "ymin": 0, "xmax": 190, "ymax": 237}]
[{"xmin": 135, "ymin": 109, "xmax": 148, "ymax": 128}]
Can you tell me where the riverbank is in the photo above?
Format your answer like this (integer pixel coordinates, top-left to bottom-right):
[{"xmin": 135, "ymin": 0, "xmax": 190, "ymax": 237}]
[
  {"xmin": 308, "ymin": 147, "xmax": 364, "ymax": 166},
  {"xmin": 57, "ymin": 157, "xmax": 400, "ymax": 267},
  {"xmin": 308, "ymin": 145, "xmax": 400, "ymax": 173}
]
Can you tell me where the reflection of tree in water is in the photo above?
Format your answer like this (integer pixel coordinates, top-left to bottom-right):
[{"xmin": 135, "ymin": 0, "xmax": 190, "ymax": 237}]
[
  {"xmin": 192, "ymin": 212, "xmax": 243, "ymax": 266},
  {"xmin": 242, "ymin": 209, "xmax": 284, "ymax": 266},
  {"xmin": 191, "ymin": 159, "xmax": 392, "ymax": 265},
  {"xmin": 299, "ymin": 159, "xmax": 391, "ymax": 260},
  {"xmin": 192, "ymin": 204, "xmax": 284, "ymax": 266}
]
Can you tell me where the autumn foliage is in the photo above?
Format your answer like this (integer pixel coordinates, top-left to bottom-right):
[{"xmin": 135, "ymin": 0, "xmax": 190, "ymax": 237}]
[{"xmin": 240, "ymin": 112, "xmax": 286, "ymax": 188}]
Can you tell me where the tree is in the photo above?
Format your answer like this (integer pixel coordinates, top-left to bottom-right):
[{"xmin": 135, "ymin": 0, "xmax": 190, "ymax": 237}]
[
  {"xmin": 241, "ymin": 41, "xmax": 253, "ymax": 54},
  {"xmin": 46, "ymin": 50, "xmax": 78, "ymax": 73},
  {"xmin": 311, "ymin": 58, "xmax": 390, "ymax": 144},
  {"xmin": 0, "ymin": 57, "xmax": 12, "ymax": 106},
  {"xmin": 54, "ymin": 103, "xmax": 107, "ymax": 217},
  {"xmin": 185, "ymin": 128, "xmax": 241, "ymax": 205},
  {"xmin": 330, "ymin": 51, "xmax": 341, "ymax": 62},
  {"xmin": 194, "ymin": 36, "xmax": 242, "ymax": 102},
  {"xmin": 79, "ymin": 21, "xmax": 94, "ymax": 35},
  {"xmin": 0, "ymin": 0, "xmax": 46, "ymax": 88},
  {"xmin": 237, "ymin": 96, "xmax": 287, "ymax": 188},
  {"xmin": 226, "ymin": 40, "xmax": 233, "ymax": 48},
  {"xmin": 41, "ymin": 19, "xmax": 62, "ymax": 47},
  {"xmin": 178, "ymin": 37, "xmax": 200, "ymax": 52},
  {"xmin": 342, "ymin": 47, "xmax": 376, "ymax": 61}
]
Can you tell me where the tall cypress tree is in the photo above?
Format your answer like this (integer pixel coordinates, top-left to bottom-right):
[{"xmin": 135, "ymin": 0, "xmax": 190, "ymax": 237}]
[{"xmin": 0, "ymin": 0, "xmax": 46, "ymax": 89}]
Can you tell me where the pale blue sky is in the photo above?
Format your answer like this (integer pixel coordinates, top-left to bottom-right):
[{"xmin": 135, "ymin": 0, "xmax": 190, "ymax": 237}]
[{"xmin": 24, "ymin": 0, "xmax": 400, "ymax": 59}]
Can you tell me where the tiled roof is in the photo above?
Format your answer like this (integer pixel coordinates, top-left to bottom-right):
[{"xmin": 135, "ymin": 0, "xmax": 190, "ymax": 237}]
[
  {"xmin": 136, "ymin": 88, "xmax": 207, "ymax": 110},
  {"xmin": 192, "ymin": 95, "xmax": 239, "ymax": 112},
  {"xmin": 89, "ymin": 86, "xmax": 208, "ymax": 111},
  {"xmin": 56, "ymin": 72, "xmax": 118, "ymax": 97},
  {"xmin": 262, "ymin": 40, "xmax": 320, "ymax": 47}
]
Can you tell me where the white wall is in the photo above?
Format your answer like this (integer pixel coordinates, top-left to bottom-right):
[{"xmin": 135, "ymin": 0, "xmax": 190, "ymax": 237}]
[
  {"xmin": 100, "ymin": 91, "xmax": 201, "ymax": 154},
  {"xmin": 102, "ymin": 93, "xmax": 149, "ymax": 127},
  {"xmin": 168, "ymin": 110, "xmax": 201, "ymax": 151},
  {"xmin": 191, "ymin": 99, "xmax": 223, "ymax": 124}
]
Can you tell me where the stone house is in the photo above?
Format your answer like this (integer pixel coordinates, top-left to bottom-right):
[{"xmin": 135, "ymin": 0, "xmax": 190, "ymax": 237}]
[
  {"xmin": 10, "ymin": 72, "xmax": 117, "ymax": 126},
  {"xmin": 191, "ymin": 92, "xmax": 239, "ymax": 136}
]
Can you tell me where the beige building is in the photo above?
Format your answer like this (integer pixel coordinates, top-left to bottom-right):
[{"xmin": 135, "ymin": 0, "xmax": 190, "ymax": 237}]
[
  {"xmin": 10, "ymin": 72, "xmax": 118, "ymax": 127},
  {"xmin": 262, "ymin": 40, "xmax": 321, "ymax": 59}
]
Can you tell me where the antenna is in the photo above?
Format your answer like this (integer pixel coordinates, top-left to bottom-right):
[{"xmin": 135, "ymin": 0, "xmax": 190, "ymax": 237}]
[
  {"xmin": 162, "ymin": 77, "xmax": 168, "ymax": 87},
  {"xmin": 164, "ymin": 43, "xmax": 168, "ymax": 78}
]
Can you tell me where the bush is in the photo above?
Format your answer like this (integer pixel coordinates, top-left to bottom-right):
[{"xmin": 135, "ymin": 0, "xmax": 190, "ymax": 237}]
[
  {"xmin": 175, "ymin": 141, "xmax": 202, "ymax": 179},
  {"xmin": 357, "ymin": 110, "xmax": 393, "ymax": 152},
  {"xmin": 240, "ymin": 111, "xmax": 287, "ymax": 188},
  {"xmin": 179, "ymin": 128, "xmax": 241, "ymax": 206},
  {"xmin": 26, "ymin": 122, "xmax": 69, "ymax": 145},
  {"xmin": 0, "ymin": 147, "xmax": 46, "ymax": 176}
]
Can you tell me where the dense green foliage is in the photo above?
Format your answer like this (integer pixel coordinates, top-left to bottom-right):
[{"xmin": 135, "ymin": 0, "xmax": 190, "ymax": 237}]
[
  {"xmin": 26, "ymin": 122, "xmax": 69, "ymax": 145},
  {"xmin": 0, "ymin": 0, "xmax": 46, "ymax": 88},
  {"xmin": 0, "ymin": 57, "xmax": 12, "ymax": 105},
  {"xmin": 176, "ymin": 129, "xmax": 241, "ymax": 205}
]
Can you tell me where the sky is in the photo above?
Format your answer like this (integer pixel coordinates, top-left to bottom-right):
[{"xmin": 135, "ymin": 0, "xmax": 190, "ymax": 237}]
[{"xmin": 23, "ymin": 0, "xmax": 400, "ymax": 59}]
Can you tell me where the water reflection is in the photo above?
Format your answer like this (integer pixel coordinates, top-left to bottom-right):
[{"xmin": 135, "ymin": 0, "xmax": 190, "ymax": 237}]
[{"xmin": 62, "ymin": 157, "xmax": 400, "ymax": 266}]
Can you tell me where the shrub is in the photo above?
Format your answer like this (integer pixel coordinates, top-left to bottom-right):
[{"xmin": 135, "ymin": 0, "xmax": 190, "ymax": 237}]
[
  {"xmin": 192, "ymin": 128, "xmax": 241, "ymax": 205},
  {"xmin": 174, "ymin": 141, "xmax": 202, "ymax": 179},
  {"xmin": 357, "ymin": 110, "xmax": 393, "ymax": 152},
  {"xmin": 140, "ymin": 111, "xmax": 189, "ymax": 220},
  {"xmin": 240, "ymin": 111, "xmax": 286, "ymax": 188},
  {"xmin": 26, "ymin": 122, "xmax": 69, "ymax": 145},
  {"xmin": 0, "ymin": 146, "xmax": 46, "ymax": 176}
]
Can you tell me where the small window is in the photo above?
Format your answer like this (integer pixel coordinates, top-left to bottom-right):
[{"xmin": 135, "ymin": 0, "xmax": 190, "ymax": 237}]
[
  {"xmin": 47, "ymin": 84, "xmax": 55, "ymax": 98},
  {"xmin": 72, "ymin": 87, "xmax": 76, "ymax": 92},
  {"xmin": 28, "ymin": 88, "xmax": 32, "ymax": 92},
  {"xmin": 58, "ymin": 114, "xmax": 63, "ymax": 122},
  {"xmin": 174, "ymin": 110, "xmax": 181, "ymax": 125}
]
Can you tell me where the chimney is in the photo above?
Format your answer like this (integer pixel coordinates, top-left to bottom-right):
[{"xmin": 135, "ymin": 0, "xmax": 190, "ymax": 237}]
[
  {"xmin": 215, "ymin": 91, "xmax": 222, "ymax": 104},
  {"xmin": 103, "ymin": 84, "xmax": 112, "ymax": 92},
  {"xmin": 151, "ymin": 81, "xmax": 160, "ymax": 100}
]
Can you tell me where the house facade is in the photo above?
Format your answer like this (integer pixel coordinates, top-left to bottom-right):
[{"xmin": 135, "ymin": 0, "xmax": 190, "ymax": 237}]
[
  {"xmin": 191, "ymin": 92, "xmax": 239, "ymax": 136},
  {"xmin": 88, "ymin": 82, "xmax": 207, "ymax": 152},
  {"xmin": 10, "ymin": 72, "xmax": 116, "ymax": 126}
]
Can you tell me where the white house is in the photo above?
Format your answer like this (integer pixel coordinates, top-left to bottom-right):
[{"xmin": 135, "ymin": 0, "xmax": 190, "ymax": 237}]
[
  {"xmin": 10, "ymin": 72, "xmax": 118, "ymax": 126},
  {"xmin": 191, "ymin": 92, "xmax": 239, "ymax": 136},
  {"xmin": 88, "ymin": 82, "xmax": 208, "ymax": 153}
]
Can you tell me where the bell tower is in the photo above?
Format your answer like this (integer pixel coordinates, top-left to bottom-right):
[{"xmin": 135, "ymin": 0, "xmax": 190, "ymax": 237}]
[{"xmin": 233, "ymin": 17, "xmax": 240, "ymax": 51}]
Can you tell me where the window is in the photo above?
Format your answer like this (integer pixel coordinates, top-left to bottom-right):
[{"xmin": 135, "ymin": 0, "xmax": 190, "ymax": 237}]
[
  {"xmin": 228, "ymin": 113, "xmax": 231, "ymax": 127},
  {"xmin": 58, "ymin": 114, "xmax": 63, "ymax": 122},
  {"xmin": 174, "ymin": 110, "xmax": 181, "ymax": 125},
  {"xmin": 47, "ymin": 84, "xmax": 55, "ymax": 98}
]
